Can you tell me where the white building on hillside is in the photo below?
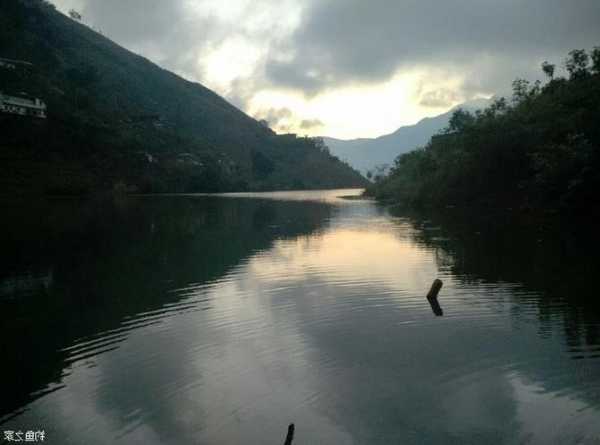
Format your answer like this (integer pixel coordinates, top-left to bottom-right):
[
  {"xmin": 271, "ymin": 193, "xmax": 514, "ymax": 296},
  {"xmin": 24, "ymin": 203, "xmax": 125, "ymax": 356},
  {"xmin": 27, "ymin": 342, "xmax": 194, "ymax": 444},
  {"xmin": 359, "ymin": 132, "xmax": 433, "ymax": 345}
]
[{"xmin": 0, "ymin": 92, "xmax": 47, "ymax": 119}]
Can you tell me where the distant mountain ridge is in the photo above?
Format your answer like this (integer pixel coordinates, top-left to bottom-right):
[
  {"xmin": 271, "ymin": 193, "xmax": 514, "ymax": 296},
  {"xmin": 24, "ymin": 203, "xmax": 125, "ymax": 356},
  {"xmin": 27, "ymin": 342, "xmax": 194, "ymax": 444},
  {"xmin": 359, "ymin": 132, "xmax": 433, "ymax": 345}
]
[
  {"xmin": 0, "ymin": 0, "xmax": 367, "ymax": 195},
  {"xmin": 323, "ymin": 99, "xmax": 491, "ymax": 174}
]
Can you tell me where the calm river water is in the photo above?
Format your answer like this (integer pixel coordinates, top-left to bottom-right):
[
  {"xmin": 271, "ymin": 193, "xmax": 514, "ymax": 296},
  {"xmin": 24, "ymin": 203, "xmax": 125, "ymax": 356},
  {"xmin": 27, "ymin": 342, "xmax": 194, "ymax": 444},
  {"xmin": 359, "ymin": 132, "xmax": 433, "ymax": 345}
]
[{"xmin": 1, "ymin": 189, "xmax": 600, "ymax": 444}]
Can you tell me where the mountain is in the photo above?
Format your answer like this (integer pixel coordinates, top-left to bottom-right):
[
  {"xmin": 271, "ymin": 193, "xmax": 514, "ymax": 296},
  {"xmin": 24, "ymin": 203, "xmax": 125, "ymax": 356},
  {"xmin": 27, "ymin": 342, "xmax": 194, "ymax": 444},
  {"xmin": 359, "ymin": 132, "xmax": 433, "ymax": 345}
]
[
  {"xmin": 0, "ymin": 0, "xmax": 367, "ymax": 195},
  {"xmin": 323, "ymin": 99, "xmax": 490, "ymax": 175}
]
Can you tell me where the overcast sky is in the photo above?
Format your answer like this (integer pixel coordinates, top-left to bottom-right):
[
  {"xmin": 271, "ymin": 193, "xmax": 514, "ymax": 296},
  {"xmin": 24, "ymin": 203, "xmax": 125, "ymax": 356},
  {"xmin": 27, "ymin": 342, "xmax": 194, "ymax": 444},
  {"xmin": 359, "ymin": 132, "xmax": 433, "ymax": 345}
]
[{"xmin": 53, "ymin": 0, "xmax": 600, "ymax": 139}]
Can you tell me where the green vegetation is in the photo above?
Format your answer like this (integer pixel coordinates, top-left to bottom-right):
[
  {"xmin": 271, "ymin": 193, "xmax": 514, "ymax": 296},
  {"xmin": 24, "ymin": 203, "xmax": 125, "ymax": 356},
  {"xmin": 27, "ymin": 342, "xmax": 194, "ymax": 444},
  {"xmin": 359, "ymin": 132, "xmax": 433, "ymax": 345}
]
[
  {"xmin": 367, "ymin": 48, "xmax": 600, "ymax": 214},
  {"xmin": 0, "ymin": 0, "xmax": 366, "ymax": 195}
]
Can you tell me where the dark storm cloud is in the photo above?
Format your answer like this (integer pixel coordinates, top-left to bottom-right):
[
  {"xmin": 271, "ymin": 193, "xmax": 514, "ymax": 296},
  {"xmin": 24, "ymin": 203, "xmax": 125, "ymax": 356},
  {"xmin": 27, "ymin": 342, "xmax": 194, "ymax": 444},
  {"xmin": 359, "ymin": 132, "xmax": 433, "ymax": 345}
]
[{"xmin": 266, "ymin": 0, "xmax": 600, "ymax": 96}]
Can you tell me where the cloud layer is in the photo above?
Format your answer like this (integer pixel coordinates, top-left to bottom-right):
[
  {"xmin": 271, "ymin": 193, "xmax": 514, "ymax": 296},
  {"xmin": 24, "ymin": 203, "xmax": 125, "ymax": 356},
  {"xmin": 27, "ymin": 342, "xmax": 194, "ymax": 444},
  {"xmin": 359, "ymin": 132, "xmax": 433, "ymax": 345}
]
[
  {"xmin": 265, "ymin": 0, "xmax": 600, "ymax": 95},
  {"xmin": 53, "ymin": 0, "xmax": 600, "ymax": 137}
]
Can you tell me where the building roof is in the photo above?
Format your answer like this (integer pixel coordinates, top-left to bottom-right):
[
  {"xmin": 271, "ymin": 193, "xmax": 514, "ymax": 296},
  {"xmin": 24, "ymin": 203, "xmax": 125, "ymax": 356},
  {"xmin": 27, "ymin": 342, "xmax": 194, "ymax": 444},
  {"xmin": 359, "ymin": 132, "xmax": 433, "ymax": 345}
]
[{"xmin": 0, "ymin": 92, "xmax": 46, "ymax": 110}]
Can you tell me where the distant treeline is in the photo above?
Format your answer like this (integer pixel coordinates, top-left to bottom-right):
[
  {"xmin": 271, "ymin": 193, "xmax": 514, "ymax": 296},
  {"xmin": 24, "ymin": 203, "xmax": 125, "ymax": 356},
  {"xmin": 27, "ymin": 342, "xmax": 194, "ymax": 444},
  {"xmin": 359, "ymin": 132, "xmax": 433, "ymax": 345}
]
[{"xmin": 367, "ymin": 48, "xmax": 600, "ymax": 214}]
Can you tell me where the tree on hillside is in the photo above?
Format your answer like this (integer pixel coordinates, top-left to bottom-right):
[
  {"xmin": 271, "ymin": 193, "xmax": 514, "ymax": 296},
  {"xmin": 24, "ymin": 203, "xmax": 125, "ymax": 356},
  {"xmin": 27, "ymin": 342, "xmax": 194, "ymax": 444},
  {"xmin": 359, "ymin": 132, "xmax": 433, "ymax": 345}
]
[
  {"xmin": 373, "ymin": 164, "xmax": 389, "ymax": 183},
  {"xmin": 312, "ymin": 137, "xmax": 330, "ymax": 155},
  {"xmin": 591, "ymin": 47, "xmax": 600, "ymax": 74},
  {"xmin": 446, "ymin": 108, "xmax": 474, "ymax": 133},
  {"xmin": 68, "ymin": 9, "xmax": 82, "ymax": 21},
  {"xmin": 541, "ymin": 61, "xmax": 555, "ymax": 79},
  {"xmin": 565, "ymin": 49, "xmax": 589, "ymax": 79},
  {"xmin": 251, "ymin": 150, "xmax": 275, "ymax": 180},
  {"xmin": 511, "ymin": 78, "xmax": 541, "ymax": 104},
  {"xmin": 367, "ymin": 46, "xmax": 600, "ymax": 212}
]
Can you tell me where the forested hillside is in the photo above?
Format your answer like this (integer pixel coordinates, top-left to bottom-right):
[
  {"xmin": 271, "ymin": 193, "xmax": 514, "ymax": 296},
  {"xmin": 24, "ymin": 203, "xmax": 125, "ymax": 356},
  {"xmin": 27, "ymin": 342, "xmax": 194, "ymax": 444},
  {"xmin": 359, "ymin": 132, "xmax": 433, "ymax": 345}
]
[
  {"xmin": 367, "ymin": 48, "xmax": 600, "ymax": 214},
  {"xmin": 0, "ymin": 0, "xmax": 367, "ymax": 195}
]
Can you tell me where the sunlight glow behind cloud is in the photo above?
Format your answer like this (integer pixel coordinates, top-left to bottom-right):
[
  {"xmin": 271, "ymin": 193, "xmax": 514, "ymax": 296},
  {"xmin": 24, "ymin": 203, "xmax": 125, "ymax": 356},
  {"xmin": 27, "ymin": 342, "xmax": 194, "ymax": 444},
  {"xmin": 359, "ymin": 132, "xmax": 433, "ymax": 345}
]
[{"xmin": 248, "ymin": 70, "xmax": 470, "ymax": 138}]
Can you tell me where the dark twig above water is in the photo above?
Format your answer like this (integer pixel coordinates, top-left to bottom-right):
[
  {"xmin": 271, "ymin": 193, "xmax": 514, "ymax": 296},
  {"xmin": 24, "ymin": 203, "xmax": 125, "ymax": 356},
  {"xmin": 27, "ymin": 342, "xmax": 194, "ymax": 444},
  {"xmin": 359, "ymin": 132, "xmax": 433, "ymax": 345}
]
[{"xmin": 427, "ymin": 279, "xmax": 444, "ymax": 316}]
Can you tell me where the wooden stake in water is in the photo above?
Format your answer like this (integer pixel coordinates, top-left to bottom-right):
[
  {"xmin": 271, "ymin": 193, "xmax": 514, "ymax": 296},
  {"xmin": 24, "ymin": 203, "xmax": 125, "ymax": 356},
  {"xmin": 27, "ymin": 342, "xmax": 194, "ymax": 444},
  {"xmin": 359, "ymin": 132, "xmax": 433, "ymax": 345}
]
[
  {"xmin": 427, "ymin": 279, "xmax": 443, "ymax": 300},
  {"xmin": 426, "ymin": 279, "xmax": 443, "ymax": 316},
  {"xmin": 284, "ymin": 424, "xmax": 295, "ymax": 445}
]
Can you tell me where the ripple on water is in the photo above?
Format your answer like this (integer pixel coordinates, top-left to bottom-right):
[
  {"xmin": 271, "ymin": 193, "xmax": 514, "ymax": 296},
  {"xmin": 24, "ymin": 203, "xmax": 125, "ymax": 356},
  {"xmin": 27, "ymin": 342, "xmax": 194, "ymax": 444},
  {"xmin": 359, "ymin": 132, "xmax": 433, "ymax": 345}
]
[{"xmin": 2, "ymin": 191, "xmax": 600, "ymax": 444}]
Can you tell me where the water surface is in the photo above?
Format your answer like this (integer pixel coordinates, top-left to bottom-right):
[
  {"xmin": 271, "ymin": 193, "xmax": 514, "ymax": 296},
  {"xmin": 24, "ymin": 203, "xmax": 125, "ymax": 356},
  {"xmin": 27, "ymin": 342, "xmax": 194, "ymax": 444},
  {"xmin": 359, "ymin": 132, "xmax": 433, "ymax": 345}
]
[{"xmin": 2, "ymin": 189, "xmax": 600, "ymax": 444}]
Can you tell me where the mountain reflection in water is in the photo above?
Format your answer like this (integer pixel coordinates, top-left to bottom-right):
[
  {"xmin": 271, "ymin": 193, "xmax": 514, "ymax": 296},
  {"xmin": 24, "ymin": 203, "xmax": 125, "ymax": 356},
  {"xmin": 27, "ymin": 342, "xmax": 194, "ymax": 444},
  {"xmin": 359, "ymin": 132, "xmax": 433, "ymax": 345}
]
[{"xmin": 1, "ymin": 189, "xmax": 599, "ymax": 444}]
